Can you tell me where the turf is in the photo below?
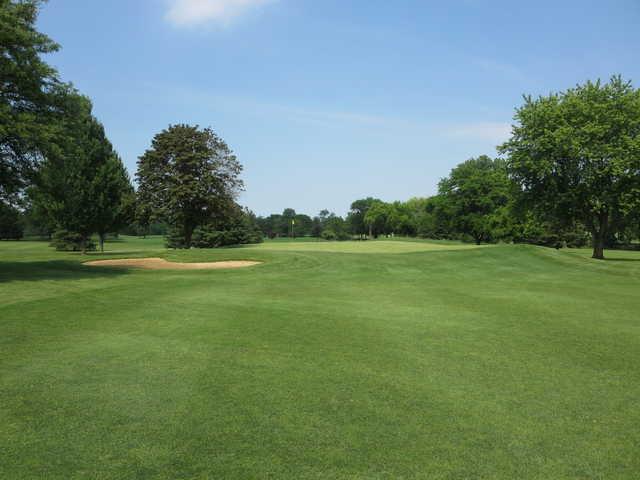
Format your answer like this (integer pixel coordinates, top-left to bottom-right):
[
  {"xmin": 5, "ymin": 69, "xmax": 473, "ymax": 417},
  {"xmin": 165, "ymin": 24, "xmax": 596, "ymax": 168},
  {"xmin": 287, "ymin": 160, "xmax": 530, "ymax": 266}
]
[{"xmin": 1, "ymin": 237, "xmax": 639, "ymax": 479}]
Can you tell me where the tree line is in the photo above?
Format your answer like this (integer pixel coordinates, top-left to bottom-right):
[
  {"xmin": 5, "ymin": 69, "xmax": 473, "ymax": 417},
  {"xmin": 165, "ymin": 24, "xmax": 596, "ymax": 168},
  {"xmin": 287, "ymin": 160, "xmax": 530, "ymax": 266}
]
[{"xmin": 257, "ymin": 76, "xmax": 640, "ymax": 260}]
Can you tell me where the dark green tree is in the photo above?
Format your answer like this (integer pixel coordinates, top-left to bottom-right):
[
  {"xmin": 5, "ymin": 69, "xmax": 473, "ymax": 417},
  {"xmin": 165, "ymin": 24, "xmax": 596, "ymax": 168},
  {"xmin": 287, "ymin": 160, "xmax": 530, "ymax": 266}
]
[
  {"xmin": 0, "ymin": 201, "xmax": 23, "ymax": 239},
  {"xmin": 93, "ymin": 155, "xmax": 135, "ymax": 251},
  {"xmin": 136, "ymin": 125, "xmax": 243, "ymax": 248},
  {"xmin": 0, "ymin": 0, "xmax": 72, "ymax": 204},
  {"xmin": 500, "ymin": 76, "xmax": 640, "ymax": 259},
  {"xmin": 29, "ymin": 94, "xmax": 106, "ymax": 251},
  {"xmin": 438, "ymin": 156, "xmax": 512, "ymax": 244},
  {"xmin": 30, "ymin": 95, "xmax": 131, "ymax": 252}
]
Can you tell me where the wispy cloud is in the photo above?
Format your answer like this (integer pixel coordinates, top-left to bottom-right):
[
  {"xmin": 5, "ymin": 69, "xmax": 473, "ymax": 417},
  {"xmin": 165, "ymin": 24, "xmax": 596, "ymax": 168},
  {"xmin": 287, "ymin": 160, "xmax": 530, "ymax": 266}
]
[
  {"xmin": 165, "ymin": 0, "xmax": 274, "ymax": 27},
  {"xmin": 140, "ymin": 82, "xmax": 512, "ymax": 145}
]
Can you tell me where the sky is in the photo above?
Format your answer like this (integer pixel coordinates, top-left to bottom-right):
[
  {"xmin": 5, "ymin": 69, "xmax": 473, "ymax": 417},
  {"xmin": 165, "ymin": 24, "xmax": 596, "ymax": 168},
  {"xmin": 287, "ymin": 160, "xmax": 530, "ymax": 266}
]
[{"xmin": 37, "ymin": 0, "xmax": 640, "ymax": 217}]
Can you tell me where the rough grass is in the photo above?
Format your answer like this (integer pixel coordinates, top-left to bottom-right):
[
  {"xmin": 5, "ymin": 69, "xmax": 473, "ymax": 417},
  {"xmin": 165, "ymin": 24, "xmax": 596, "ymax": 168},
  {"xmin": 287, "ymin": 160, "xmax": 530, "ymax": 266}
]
[{"xmin": 1, "ymin": 237, "xmax": 639, "ymax": 479}]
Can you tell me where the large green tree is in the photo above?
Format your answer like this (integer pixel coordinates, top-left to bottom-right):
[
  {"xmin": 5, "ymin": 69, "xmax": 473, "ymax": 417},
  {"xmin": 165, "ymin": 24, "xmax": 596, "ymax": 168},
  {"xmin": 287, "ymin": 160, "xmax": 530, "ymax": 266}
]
[
  {"xmin": 30, "ymin": 95, "xmax": 132, "ymax": 251},
  {"xmin": 438, "ymin": 155, "xmax": 513, "ymax": 244},
  {"xmin": 500, "ymin": 76, "xmax": 640, "ymax": 259},
  {"xmin": 136, "ymin": 125, "xmax": 243, "ymax": 248},
  {"xmin": 0, "ymin": 0, "xmax": 70, "ymax": 203},
  {"xmin": 93, "ymin": 154, "xmax": 135, "ymax": 251}
]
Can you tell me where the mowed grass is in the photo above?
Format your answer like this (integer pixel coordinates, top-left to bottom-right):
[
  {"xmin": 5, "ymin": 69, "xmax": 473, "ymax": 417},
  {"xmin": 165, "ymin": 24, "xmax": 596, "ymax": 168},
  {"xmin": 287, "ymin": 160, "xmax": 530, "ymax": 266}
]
[{"xmin": 1, "ymin": 238, "xmax": 639, "ymax": 479}]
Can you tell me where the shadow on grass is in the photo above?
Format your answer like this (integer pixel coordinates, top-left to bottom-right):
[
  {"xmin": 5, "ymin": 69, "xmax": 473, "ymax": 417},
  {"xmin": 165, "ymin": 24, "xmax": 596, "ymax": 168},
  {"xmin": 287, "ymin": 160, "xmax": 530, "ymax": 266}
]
[
  {"xmin": 604, "ymin": 257, "xmax": 640, "ymax": 262},
  {"xmin": 0, "ymin": 260, "xmax": 130, "ymax": 283}
]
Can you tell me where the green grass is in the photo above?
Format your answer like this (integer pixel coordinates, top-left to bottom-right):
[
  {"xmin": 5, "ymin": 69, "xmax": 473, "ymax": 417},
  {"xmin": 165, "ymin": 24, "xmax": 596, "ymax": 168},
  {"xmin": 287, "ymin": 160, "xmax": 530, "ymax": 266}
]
[{"xmin": 1, "ymin": 237, "xmax": 639, "ymax": 479}]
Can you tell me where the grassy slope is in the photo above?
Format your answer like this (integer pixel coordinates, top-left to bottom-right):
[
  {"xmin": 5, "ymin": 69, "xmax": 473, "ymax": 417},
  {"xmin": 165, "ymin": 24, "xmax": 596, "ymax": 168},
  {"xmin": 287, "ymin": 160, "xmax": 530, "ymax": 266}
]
[{"xmin": 1, "ymin": 238, "xmax": 639, "ymax": 479}]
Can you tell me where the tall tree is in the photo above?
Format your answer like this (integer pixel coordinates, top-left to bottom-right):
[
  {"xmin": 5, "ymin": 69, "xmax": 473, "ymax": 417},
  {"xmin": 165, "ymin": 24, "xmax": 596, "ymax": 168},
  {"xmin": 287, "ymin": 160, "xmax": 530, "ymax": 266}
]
[
  {"xmin": 30, "ymin": 95, "xmax": 131, "ymax": 251},
  {"xmin": 93, "ymin": 154, "xmax": 135, "ymax": 251},
  {"xmin": 438, "ymin": 156, "xmax": 512, "ymax": 244},
  {"xmin": 136, "ymin": 125, "xmax": 243, "ymax": 248},
  {"xmin": 500, "ymin": 76, "xmax": 640, "ymax": 259},
  {"xmin": 0, "ymin": 0, "xmax": 70, "ymax": 203}
]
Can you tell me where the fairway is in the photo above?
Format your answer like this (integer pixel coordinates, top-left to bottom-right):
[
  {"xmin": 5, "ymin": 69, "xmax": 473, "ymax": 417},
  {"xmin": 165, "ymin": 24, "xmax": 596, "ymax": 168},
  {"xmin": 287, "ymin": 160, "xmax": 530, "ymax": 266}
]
[{"xmin": 1, "ymin": 237, "xmax": 639, "ymax": 479}]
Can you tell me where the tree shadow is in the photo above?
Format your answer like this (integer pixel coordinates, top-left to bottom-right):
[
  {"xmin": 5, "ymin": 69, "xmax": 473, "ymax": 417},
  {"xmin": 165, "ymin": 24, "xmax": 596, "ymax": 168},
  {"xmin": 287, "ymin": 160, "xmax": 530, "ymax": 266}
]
[
  {"xmin": 0, "ymin": 260, "xmax": 130, "ymax": 283},
  {"xmin": 604, "ymin": 257, "xmax": 640, "ymax": 262}
]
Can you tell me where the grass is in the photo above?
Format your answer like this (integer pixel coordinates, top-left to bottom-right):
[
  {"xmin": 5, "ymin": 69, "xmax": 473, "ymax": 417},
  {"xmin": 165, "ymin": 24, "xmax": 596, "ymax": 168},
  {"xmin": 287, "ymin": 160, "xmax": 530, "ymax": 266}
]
[{"xmin": 1, "ymin": 237, "xmax": 639, "ymax": 479}]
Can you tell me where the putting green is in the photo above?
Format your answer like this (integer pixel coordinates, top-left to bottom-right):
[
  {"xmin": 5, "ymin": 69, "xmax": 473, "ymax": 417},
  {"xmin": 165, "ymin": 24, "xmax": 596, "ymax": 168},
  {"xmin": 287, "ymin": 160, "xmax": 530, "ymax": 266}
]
[{"xmin": 245, "ymin": 239, "xmax": 487, "ymax": 254}]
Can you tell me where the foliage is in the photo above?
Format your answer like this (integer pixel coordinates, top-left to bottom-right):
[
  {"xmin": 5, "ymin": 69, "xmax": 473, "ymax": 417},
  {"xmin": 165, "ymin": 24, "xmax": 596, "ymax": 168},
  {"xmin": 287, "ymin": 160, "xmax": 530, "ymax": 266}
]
[
  {"xmin": 0, "ymin": 201, "xmax": 23, "ymax": 239},
  {"xmin": 136, "ymin": 124, "xmax": 243, "ymax": 248},
  {"xmin": 170, "ymin": 206, "xmax": 263, "ymax": 248},
  {"xmin": 0, "ymin": 0, "xmax": 73, "ymax": 204},
  {"xmin": 347, "ymin": 197, "xmax": 380, "ymax": 237},
  {"xmin": 93, "ymin": 155, "xmax": 135, "ymax": 251},
  {"xmin": 49, "ymin": 229, "xmax": 95, "ymax": 251},
  {"xmin": 500, "ymin": 76, "xmax": 640, "ymax": 258},
  {"xmin": 29, "ymin": 95, "xmax": 132, "ymax": 251},
  {"xmin": 437, "ymin": 155, "xmax": 513, "ymax": 244}
]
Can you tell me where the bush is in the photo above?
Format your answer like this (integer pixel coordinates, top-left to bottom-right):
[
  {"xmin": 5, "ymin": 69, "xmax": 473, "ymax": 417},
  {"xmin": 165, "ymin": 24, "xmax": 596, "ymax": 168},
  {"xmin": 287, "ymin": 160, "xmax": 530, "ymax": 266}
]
[
  {"xmin": 191, "ymin": 224, "xmax": 263, "ymax": 248},
  {"xmin": 321, "ymin": 229, "xmax": 350, "ymax": 241},
  {"xmin": 50, "ymin": 230, "xmax": 95, "ymax": 251}
]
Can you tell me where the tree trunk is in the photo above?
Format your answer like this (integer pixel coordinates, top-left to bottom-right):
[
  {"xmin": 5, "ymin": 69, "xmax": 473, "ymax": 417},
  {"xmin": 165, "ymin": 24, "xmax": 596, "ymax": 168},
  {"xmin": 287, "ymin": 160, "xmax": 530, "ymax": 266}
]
[
  {"xmin": 99, "ymin": 233, "xmax": 105, "ymax": 253},
  {"xmin": 368, "ymin": 224, "xmax": 372, "ymax": 238},
  {"xmin": 184, "ymin": 223, "xmax": 194, "ymax": 248},
  {"xmin": 591, "ymin": 211, "xmax": 608, "ymax": 260}
]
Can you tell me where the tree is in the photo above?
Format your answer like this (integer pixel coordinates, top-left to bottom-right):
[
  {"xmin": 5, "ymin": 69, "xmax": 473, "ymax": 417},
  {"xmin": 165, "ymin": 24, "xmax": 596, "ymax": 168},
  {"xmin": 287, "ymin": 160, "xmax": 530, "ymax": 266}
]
[
  {"xmin": 0, "ymin": 0, "xmax": 72, "ymax": 204},
  {"xmin": 30, "ymin": 94, "xmax": 130, "ymax": 252},
  {"xmin": 136, "ymin": 125, "xmax": 243, "ymax": 248},
  {"xmin": 438, "ymin": 156, "xmax": 512, "ymax": 244},
  {"xmin": 0, "ymin": 201, "xmax": 23, "ymax": 239},
  {"xmin": 93, "ymin": 154, "xmax": 135, "ymax": 251},
  {"xmin": 500, "ymin": 76, "xmax": 640, "ymax": 259},
  {"xmin": 348, "ymin": 197, "xmax": 380, "ymax": 237},
  {"xmin": 364, "ymin": 201, "xmax": 391, "ymax": 237}
]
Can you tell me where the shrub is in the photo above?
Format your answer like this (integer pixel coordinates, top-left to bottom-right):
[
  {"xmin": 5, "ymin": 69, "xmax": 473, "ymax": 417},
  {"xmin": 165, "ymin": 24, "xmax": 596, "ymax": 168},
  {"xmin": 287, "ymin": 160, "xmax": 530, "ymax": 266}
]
[{"xmin": 50, "ymin": 230, "xmax": 95, "ymax": 251}]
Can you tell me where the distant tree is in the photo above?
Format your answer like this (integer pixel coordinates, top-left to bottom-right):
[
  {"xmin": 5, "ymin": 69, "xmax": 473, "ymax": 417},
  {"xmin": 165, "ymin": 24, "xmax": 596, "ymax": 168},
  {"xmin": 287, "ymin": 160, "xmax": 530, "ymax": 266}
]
[
  {"xmin": 438, "ymin": 156, "xmax": 512, "ymax": 244},
  {"xmin": 282, "ymin": 208, "xmax": 296, "ymax": 237},
  {"xmin": 500, "ymin": 76, "xmax": 640, "ymax": 259},
  {"xmin": 0, "ymin": 0, "xmax": 73, "ymax": 204},
  {"xmin": 364, "ymin": 201, "xmax": 391, "ymax": 237},
  {"xmin": 415, "ymin": 195, "xmax": 451, "ymax": 239},
  {"xmin": 136, "ymin": 125, "xmax": 243, "ymax": 248},
  {"xmin": 387, "ymin": 201, "xmax": 415, "ymax": 236},
  {"xmin": 320, "ymin": 211, "xmax": 350, "ymax": 240},
  {"xmin": 348, "ymin": 197, "xmax": 380, "ymax": 237},
  {"xmin": 293, "ymin": 213, "xmax": 313, "ymax": 237}
]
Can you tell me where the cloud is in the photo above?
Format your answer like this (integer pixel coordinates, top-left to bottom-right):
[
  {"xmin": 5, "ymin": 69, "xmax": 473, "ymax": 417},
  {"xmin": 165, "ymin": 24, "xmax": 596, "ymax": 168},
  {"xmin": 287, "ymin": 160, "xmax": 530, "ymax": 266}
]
[{"xmin": 165, "ymin": 0, "xmax": 274, "ymax": 27}]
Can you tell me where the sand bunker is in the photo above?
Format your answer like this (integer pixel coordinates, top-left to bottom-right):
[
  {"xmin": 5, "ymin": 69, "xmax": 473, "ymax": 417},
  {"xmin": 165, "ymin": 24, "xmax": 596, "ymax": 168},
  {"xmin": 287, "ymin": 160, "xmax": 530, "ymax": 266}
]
[{"xmin": 84, "ymin": 257, "xmax": 261, "ymax": 270}]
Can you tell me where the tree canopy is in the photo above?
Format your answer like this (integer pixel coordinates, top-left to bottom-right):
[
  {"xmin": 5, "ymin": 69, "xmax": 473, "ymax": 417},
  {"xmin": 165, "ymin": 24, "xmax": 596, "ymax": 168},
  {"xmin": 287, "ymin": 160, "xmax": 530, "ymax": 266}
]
[
  {"xmin": 500, "ymin": 76, "xmax": 640, "ymax": 259},
  {"xmin": 136, "ymin": 125, "xmax": 244, "ymax": 248},
  {"xmin": 29, "ymin": 95, "xmax": 133, "ymax": 251},
  {"xmin": 0, "ymin": 0, "xmax": 72, "ymax": 204}
]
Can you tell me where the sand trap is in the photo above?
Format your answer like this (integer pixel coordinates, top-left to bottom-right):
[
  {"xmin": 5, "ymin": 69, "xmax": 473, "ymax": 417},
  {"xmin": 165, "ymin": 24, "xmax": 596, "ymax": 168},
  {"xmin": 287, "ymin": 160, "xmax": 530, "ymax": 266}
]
[{"xmin": 84, "ymin": 257, "xmax": 261, "ymax": 270}]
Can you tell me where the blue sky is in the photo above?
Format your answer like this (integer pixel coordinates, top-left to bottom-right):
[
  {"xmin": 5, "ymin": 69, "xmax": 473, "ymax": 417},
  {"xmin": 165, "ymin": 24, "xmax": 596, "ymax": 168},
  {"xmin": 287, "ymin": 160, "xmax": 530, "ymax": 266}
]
[{"xmin": 37, "ymin": 0, "xmax": 640, "ymax": 216}]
